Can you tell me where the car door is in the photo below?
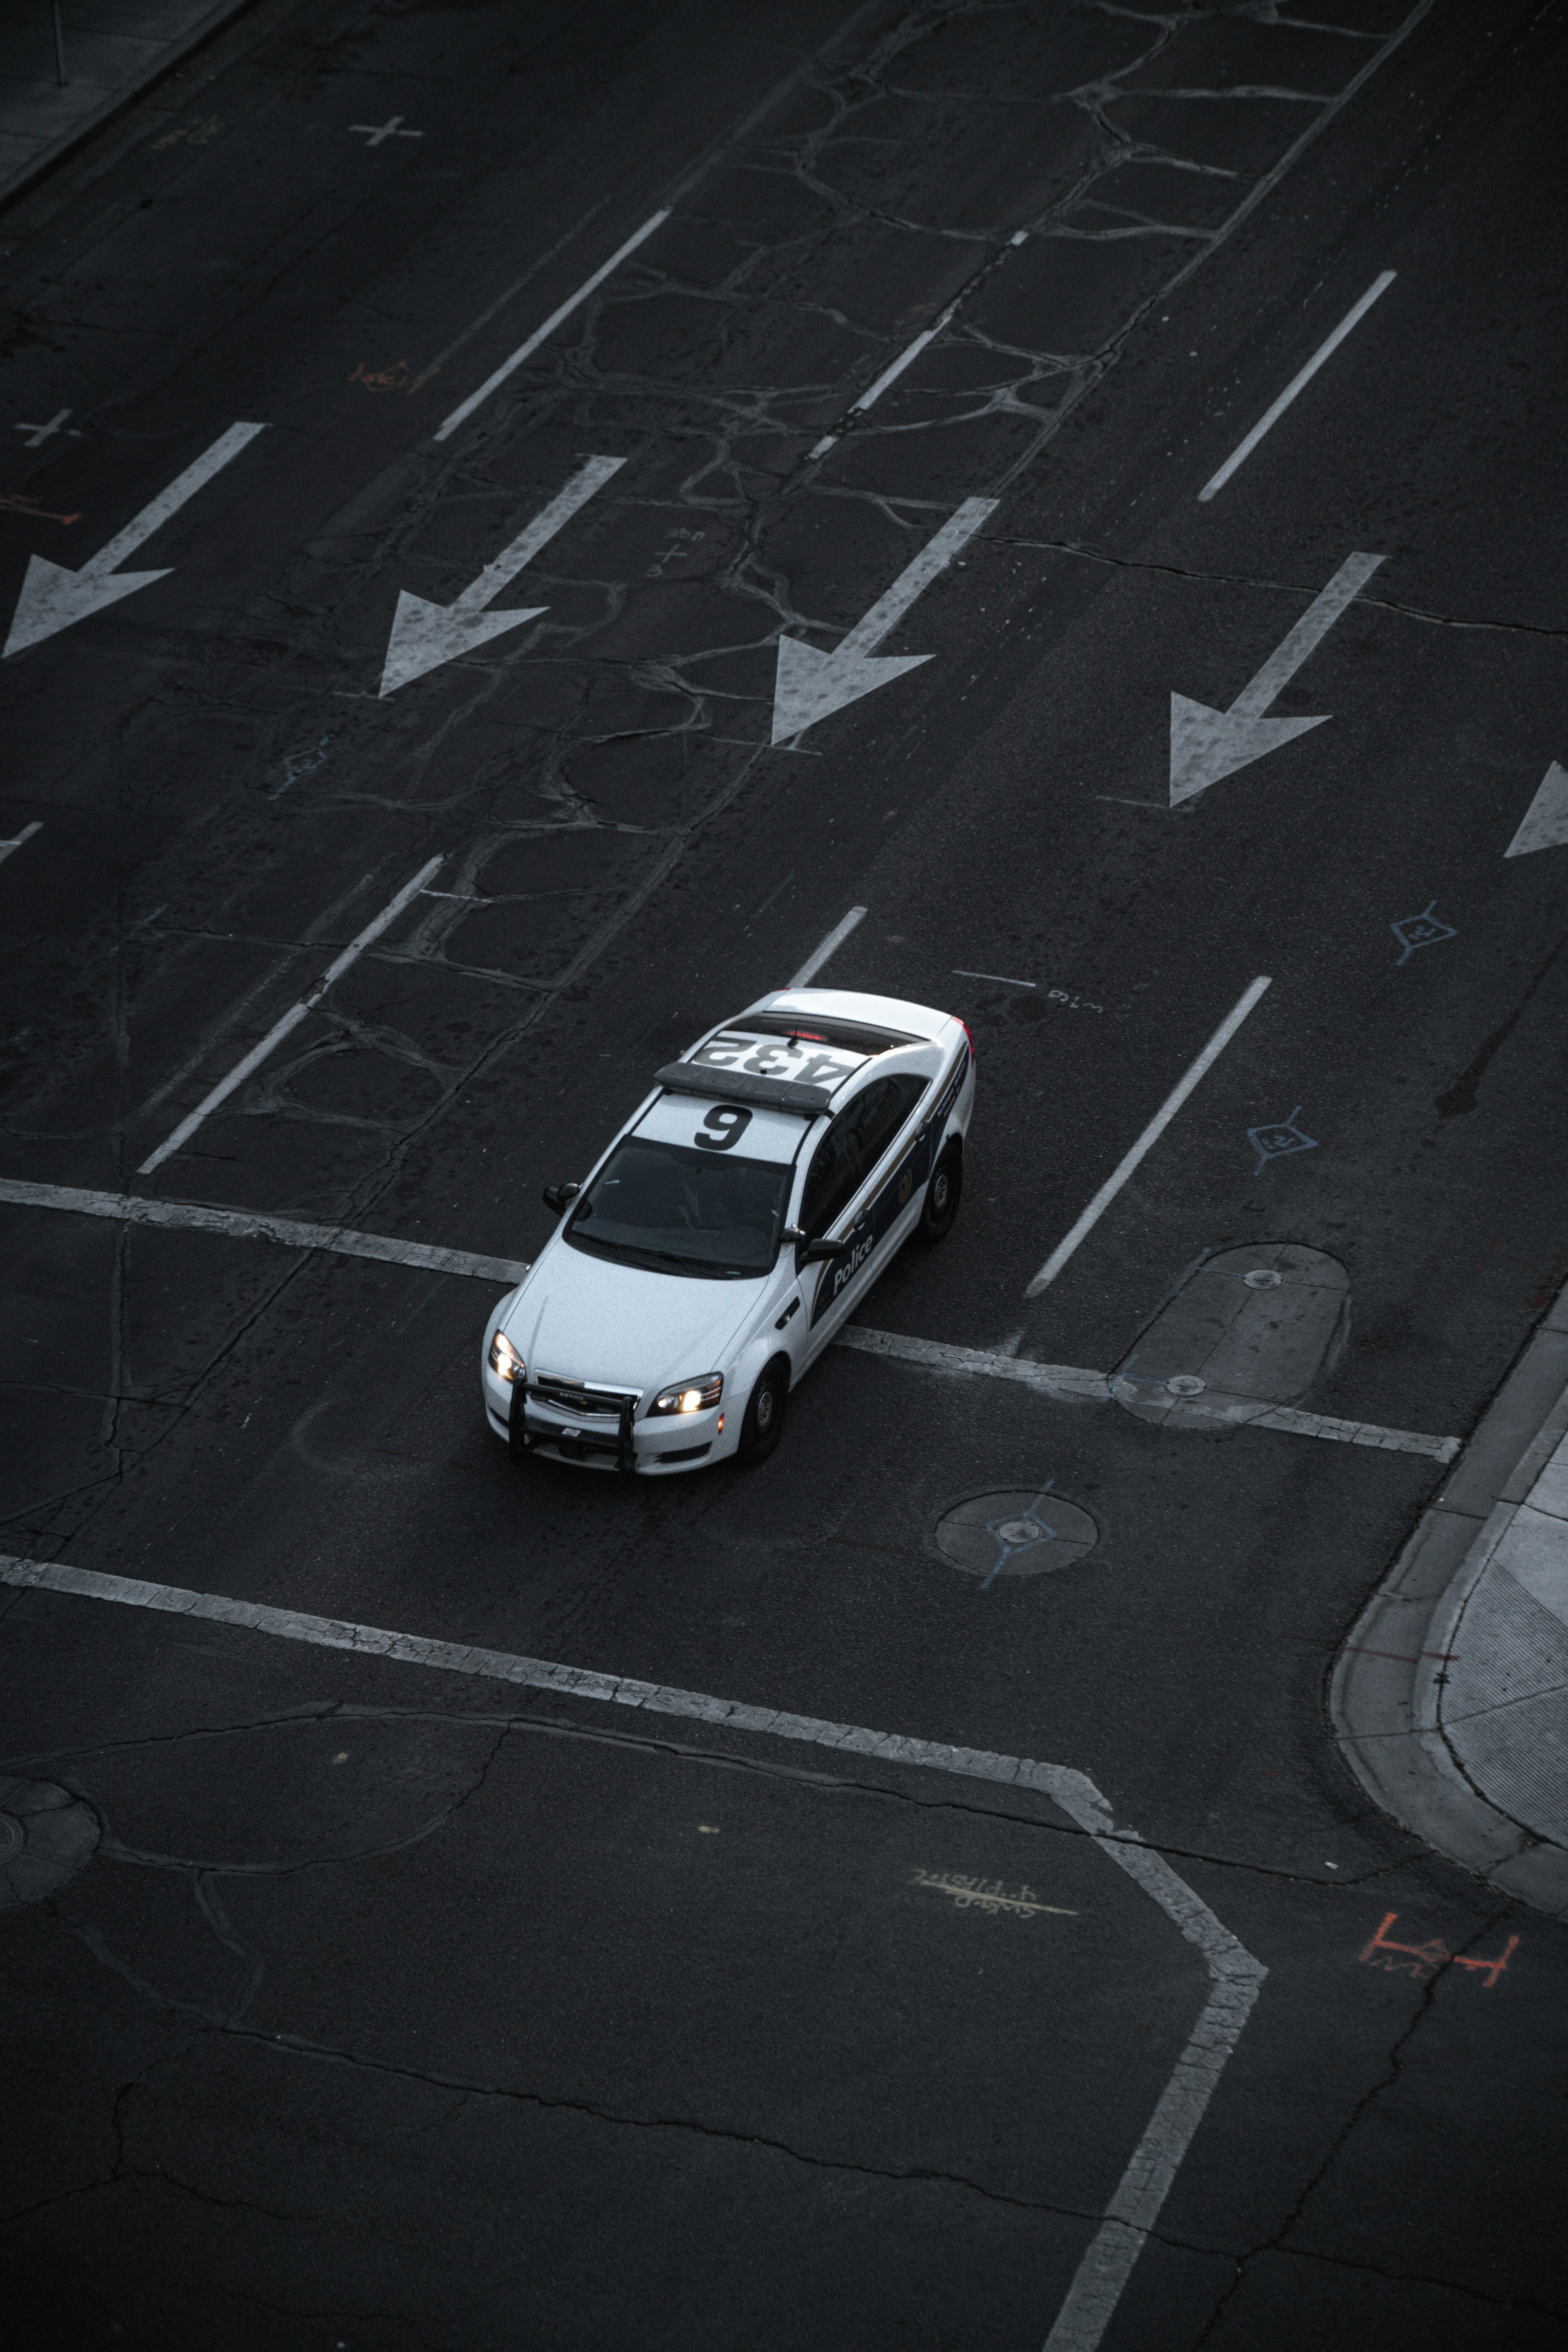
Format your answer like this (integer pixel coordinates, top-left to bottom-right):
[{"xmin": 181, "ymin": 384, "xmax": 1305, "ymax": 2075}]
[{"xmin": 796, "ymin": 1074, "xmax": 929, "ymax": 1363}]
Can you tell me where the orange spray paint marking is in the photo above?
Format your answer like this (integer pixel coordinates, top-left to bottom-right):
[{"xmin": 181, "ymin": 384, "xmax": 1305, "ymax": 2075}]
[
  {"xmin": 349, "ymin": 360, "xmax": 414, "ymax": 391},
  {"xmin": 0, "ymin": 495, "xmax": 81, "ymax": 524},
  {"xmin": 1358, "ymin": 1911, "xmax": 1519, "ymax": 1987}
]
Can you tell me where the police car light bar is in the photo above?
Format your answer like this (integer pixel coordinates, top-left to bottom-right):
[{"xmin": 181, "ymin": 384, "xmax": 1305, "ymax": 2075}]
[{"xmin": 654, "ymin": 1064, "xmax": 834, "ymax": 1117}]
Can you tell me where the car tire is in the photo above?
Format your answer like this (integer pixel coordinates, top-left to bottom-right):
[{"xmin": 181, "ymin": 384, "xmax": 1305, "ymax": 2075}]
[
  {"xmin": 737, "ymin": 1357, "xmax": 790, "ymax": 1464},
  {"xmin": 916, "ymin": 1139, "xmax": 962, "ymax": 1244}
]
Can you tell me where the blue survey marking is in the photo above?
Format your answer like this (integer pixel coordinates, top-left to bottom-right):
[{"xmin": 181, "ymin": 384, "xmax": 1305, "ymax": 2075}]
[
  {"xmin": 271, "ymin": 735, "xmax": 334, "ymax": 799},
  {"xmin": 980, "ymin": 1481, "xmax": 1056, "ymax": 1592},
  {"xmin": 1390, "ymin": 900, "xmax": 1456, "ymax": 965},
  {"xmin": 1247, "ymin": 1107, "xmax": 1318, "ymax": 1174}
]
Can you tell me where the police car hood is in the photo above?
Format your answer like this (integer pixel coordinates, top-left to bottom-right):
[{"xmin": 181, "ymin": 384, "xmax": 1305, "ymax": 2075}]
[{"xmin": 512, "ymin": 1241, "xmax": 760, "ymax": 1395}]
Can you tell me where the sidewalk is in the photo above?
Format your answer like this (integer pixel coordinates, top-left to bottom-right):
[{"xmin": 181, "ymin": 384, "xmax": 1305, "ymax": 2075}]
[
  {"xmin": 0, "ymin": 1, "xmax": 254, "ymax": 207},
  {"xmin": 1332, "ymin": 1283, "xmax": 1568, "ymax": 1919}
]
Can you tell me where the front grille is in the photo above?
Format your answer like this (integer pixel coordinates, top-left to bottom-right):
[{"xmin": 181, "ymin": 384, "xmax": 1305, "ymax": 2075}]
[{"xmin": 531, "ymin": 1372, "xmax": 641, "ymax": 1417}]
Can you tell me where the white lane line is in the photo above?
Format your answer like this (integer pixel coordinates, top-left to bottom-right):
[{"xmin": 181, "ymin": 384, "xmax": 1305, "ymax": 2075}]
[
  {"xmin": 434, "ymin": 211, "xmax": 670, "ymax": 442},
  {"xmin": 0, "ymin": 1176, "xmax": 528, "ymax": 1284},
  {"xmin": 138, "ymin": 857, "xmax": 443, "ymax": 1175},
  {"xmin": 1025, "ymin": 978, "xmax": 1271, "ymax": 1298},
  {"xmin": 1198, "ymin": 270, "xmax": 1396, "ymax": 502},
  {"xmin": 955, "ymin": 967, "xmax": 1034, "ymax": 988},
  {"xmin": 0, "ymin": 1548, "xmax": 1265, "ymax": 2352},
  {"xmin": 787, "ymin": 905, "xmax": 867, "ymax": 989},
  {"xmin": 838, "ymin": 1327, "xmax": 1457, "ymax": 1460},
  {"xmin": 0, "ymin": 820, "xmax": 42, "ymax": 866}
]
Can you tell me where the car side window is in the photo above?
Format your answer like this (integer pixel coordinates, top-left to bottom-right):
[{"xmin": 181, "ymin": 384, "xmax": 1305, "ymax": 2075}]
[
  {"xmin": 799, "ymin": 1114, "xmax": 859, "ymax": 1238},
  {"xmin": 799, "ymin": 1076, "xmax": 927, "ymax": 1236},
  {"xmin": 856, "ymin": 1074, "xmax": 926, "ymax": 1177}
]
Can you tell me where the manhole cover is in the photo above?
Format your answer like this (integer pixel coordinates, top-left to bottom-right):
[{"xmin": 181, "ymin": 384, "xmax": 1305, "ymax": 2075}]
[
  {"xmin": 0, "ymin": 1778, "xmax": 99, "ymax": 1908},
  {"xmin": 935, "ymin": 1490, "xmax": 1099, "ymax": 1581}
]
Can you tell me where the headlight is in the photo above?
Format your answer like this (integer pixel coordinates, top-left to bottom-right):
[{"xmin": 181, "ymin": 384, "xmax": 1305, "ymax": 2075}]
[
  {"xmin": 648, "ymin": 1372, "xmax": 722, "ymax": 1416},
  {"xmin": 488, "ymin": 1330, "xmax": 524, "ymax": 1384}
]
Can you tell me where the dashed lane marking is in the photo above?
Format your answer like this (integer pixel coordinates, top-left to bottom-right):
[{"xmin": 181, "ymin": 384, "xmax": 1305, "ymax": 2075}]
[
  {"xmin": 0, "ymin": 1548, "xmax": 1265, "ymax": 2352},
  {"xmin": 0, "ymin": 1177, "xmax": 527, "ymax": 1286},
  {"xmin": 1026, "ymin": 978, "xmax": 1271, "ymax": 1298},
  {"xmin": 837, "ymin": 1327, "xmax": 1460, "ymax": 1463},
  {"xmin": 788, "ymin": 904, "xmax": 866, "ymax": 989},
  {"xmin": 434, "ymin": 211, "xmax": 670, "ymax": 443},
  {"xmin": 1198, "ymin": 272, "xmax": 1396, "ymax": 502},
  {"xmin": 138, "ymin": 857, "xmax": 443, "ymax": 1174},
  {"xmin": 0, "ymin": 821, "xmax": 42, "ymax": 867}
]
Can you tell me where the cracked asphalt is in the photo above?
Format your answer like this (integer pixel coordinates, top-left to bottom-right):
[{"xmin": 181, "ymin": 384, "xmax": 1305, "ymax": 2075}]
[{"xmin": 3, "ymin": 1, "xmax": 1568, "ymax": 2345}]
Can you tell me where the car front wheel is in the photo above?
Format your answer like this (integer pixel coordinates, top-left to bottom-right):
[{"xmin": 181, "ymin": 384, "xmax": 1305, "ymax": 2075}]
[
  {"xmin": 916, "ymin": 1140, "xmax": 962, "ymax": 1243},
  {"xmin": 737, "ymin": 1357, "xmax": 790, "ymax": 1463}
]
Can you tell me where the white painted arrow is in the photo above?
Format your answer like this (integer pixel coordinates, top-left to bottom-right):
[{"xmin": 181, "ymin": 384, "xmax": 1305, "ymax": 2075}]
[
  {"xmin": 3, "ymin": 422, "xmax": 267, "ymax": 659},
  {"xmin": 379, "ymin": 454, "xmax": 624, "ymax": 697},
  {"xmin": 1505, "ymin": 761, "xmax": 1568, "ymax": 858},
  {"xmin": 771, "ymin": 497, "xmax": 998, "ymax": 744},
  {"xmin": 1169, "ymin": 550, "xmax": 1384, "ymax": 806}
]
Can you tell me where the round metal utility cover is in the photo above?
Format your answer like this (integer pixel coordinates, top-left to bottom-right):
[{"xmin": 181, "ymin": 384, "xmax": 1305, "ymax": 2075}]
[
  {"xmin": 0, "ymin": 1778, "xmax": 100, "ymax": 1909},
  {"xmin": 935, "ymin": 1491, "xmax": 1099, "ymax": 1579}
]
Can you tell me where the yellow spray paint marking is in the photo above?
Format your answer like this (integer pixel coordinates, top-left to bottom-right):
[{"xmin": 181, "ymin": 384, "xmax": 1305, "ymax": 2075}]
[
  {"xmin": 697, "ymin": 1824, "xmax": 720, "ymax": 1835},
  {"xmin": 911, "ymin": 1867, "xmax": 1076, "ymax": 1920}
]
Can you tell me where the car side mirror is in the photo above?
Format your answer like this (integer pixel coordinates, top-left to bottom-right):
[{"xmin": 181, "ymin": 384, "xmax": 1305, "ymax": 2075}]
[
  {"xmin": 542, "ymin": 1181, "xmax": 580, "ymax": 1214},
  {"xmin": 797, "ymin": 1234, "xmax": 851, "ymax": 1265}
]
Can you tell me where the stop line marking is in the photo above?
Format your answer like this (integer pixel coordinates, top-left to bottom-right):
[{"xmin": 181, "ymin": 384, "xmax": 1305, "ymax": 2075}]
[
  {"xmin": 0, "ymin": 1546, "xmax": 1265, "ymax": 2352},
  {"xmin": 837, "ymin": 1327, "xmax": 1459, "ymax": 1463},
  {"xmin": 0, "ymin": 1175, "xmax": 1458, "ymax": 1460},
  {"xmin": 0, "ymin": 1175, "xmax": 528, "ymax": 1284}
]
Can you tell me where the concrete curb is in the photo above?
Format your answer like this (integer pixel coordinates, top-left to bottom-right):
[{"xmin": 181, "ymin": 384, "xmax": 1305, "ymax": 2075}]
[
  {"xmin": 1331, "ymin": 1282, "xmax": 1568, "ymax": 1919},
  {"xmin": 0, "ymin": 0, "xmax": 260, "ymax": 214}
]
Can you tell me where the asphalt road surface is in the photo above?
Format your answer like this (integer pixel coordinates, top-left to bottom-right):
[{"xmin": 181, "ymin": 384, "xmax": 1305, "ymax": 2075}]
[{"xmin": 3, "ymin": 2, "xmax": 1568, "ymax": 2346}]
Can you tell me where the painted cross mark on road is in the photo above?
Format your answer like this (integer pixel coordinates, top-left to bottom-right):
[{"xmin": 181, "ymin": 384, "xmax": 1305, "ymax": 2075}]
[
  {"xmin": 1247, "ymin": 1106, "xmax": 1317, "ymax": 1174},
  {"xmin": 1391, "ymin": 901, "xmax": 1456, "ymax": 964},
  {"xmin": 1358, "ymin": 1911, "xmax": 1519, "ymax": 1988},
  {"xmin": 911, "ymin": 1868, "xmax": 1078, "ymax": 1920},
  {"xmin": 349, "ymin": 116, "xmax": 423, "ymax": 146},
  {"xmin": 271, "ymin": 734, "xmax": 333, "ymax": 800},
  {"xmin": 13, "ymin": 411, "xmax": 81, "ymax": 448}
]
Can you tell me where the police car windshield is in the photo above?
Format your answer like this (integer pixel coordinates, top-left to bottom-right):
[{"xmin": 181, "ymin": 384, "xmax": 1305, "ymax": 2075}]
[{"xmin": 565, "ymin": 1138, "xmax": 791, "ymax": 1280}]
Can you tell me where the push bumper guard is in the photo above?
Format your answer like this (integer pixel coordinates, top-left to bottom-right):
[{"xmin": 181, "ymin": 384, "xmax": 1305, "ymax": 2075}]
[{"xmin": 514, "ymin": 1381, "xmax": 639, "ymax": 1474}]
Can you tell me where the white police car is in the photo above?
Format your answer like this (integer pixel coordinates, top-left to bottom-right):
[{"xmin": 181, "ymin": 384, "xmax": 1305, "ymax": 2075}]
[{"xmin": 480, "ymin": 986, "xmax": 973, "ymax": 1474}]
